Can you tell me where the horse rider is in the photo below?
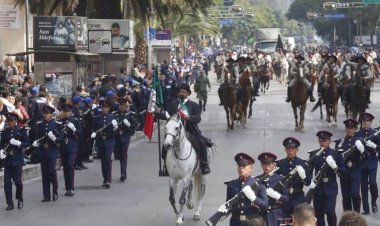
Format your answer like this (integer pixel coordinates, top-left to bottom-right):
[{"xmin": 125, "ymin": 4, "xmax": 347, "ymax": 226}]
[
  {"xmin": 246, "ymin": 56, "xmax": 260, "ymax": 100},
  {"xmin": 345, "ymin": 55, "xmax": 373, "ymax": 108},
  {"xmin": 0, "ymin": 112, "xmax": 29, "ymax": 210},
  {"xmin": 336, "ymin": 53, "xmax": 352, "ymax": 106},
  {"xmin": 114, "ymin": 97, "xmax": 137, "ymax": 182},
  {"xmin": 33, "ymin": 105, "xmax": 63, "ymax": 202},
  {"xmin": 318, "ymin": 54, "xmax": 339, "ymax": 102},
  {"xmin": 221, "ymin": 153, "xmax": 267, "ymax": 226},
  {"xmin": 308, "ymin": 131, "xmax": 346, "ymax": 226},
  {"xmin": 59, "ymin": 103, "xmax": 82, "ymax": 196},
  {"xmin": 218, "ymin": 57, "xmax": 238, "ymax": 106},
  {"xmin": 356, "ymin": 112, "xmax": 380, "ymax": 214},
  {"xmin": 257, "ymin": 152, "xmax": 289, "ymax": 226},
  {"xmin": 334, "ymin": 119, "xmax": 364, "ymax": 213},
  {"xmin": 286, "ymin": 55, "xmax": 316, "ymax": 102},
  {"xmin": 90, "ymin": 101, "xmax": 118, "ymax": 188},
  {"xmin": 157, "ymin": 83, "xmax": 211, "ymax": 175},
  {"xmin": 194, "ymin": 69, "xmax": 211, "ymax": 112},
  {"xmin": 276, "ymin": 137, "xmax": 312, "ymax": 218}
]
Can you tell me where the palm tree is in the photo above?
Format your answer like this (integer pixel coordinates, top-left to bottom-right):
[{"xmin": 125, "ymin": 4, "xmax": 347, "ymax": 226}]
[{"xmin": 13, "ymin": 0, "xmax": 78, "ymax": 15}]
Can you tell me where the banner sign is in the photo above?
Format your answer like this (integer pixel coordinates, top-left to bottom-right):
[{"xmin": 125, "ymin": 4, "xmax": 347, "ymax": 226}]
[
  {"xmin": 0, "ymin": 5, "xmax": 20, "ymax": 29},
  {"xmin": 88, "ymin": 19, "xmax": 134, "ymax": 52},
  {"xmin": 33, "ymin": 16, "xmax": 88, "ymax": 50},
  {"xmin": 88, "ymin": 30, "xmax": 112, "ymax": 54},
  {"xmin": 155, "ymin": 29, "xmax": 171, "ymax": 40}
]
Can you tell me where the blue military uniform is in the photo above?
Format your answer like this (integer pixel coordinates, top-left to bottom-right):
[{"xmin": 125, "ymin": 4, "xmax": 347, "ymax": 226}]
[
  {"xmin": 71, "ymin": 96, "xmax": 87, "ymax": 169},
  {"xmin": 258, "ymin": 152, "xmax": 289, "ymax": 226},
  {"xmin": 309, "ymin": 131, "xmax": 346, "ymax": 226},
  {"xmin": 276, "ymin": 137, "xmax": 312, "ymax": 218},
  {"xmin": 82, "ymin": 97, "xmax": 95, "ymax": 162},
  {"xmin": 60, "ymin": 103, "xmax": 82, "ymax": 196},
  {"xmin": 334, "ymin": 119, "xmax": 362, "ymax": 212},
  {"xmin": 226, "ymin": 153, "xmax": 267, "ymax": 226},
  {"xmin": 92, "ymin": 102, "xmax": 116, "ymax": 188},
  {"xmin": 35, "ymin": 105, "xmax": 63, "ymax": 202},
  {"xmin": 0, "ymin": 112, "xmax": 29, "ymax": 210},
  {"xmin": 114, "ymin": 98, "xmax": 137, "ymax": 181},
  {"xmin": 356, "ymin": 112, "xmax": 380, "ymax": 214}
]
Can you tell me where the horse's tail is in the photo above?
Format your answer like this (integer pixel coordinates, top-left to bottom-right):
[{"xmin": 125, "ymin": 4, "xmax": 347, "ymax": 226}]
[
  {"xmin": 311, "ymin": 98, "xmax": 322, "ymax": 112},
  {"xmin": 193, "ymin": 172, "xmax": 205, "ymax": 209}
]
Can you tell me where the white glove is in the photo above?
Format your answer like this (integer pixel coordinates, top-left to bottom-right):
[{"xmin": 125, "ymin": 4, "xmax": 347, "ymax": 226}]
[
  {"xmin": 165, "ymin": 111, "xmax": 170, "ymax": 119},
  {"xmin": 112, "ymin": 119, "xmax": 118, "ymax": 130},
  {"xmin": 0, "ymin": 149, "xmax": 6, "ymax": 159},
  {"xmin": 123, "ymin": 119, "xmax": 131, "ymax": 127},
  {"xmin": 67, "ymin": 122, "xmax": 76, "ymax": 132},
  {"xmin": 242, "ymin": 186, "xmax": 257, "ymax": 202},
  {"xmin": 10, "ymin": 138, "xmax": 22, "ymax": 147},
  {"xmin": 355, "ymin": 140, "xmax": 365, "ymax": 154},
  {"xmin": 266, "ymin": 188, "xmax": 281, "ymax": 200},
  {"xmin": 308, "ymin": 181, "xmax": 316, "ymax": 189},
  {"xmin": 48, "ymin": 131, "xmax": 56, "ymax": 142},
  {"xmin": 366, "ymin": 140, "xmax": 377, "ymax": 149},
  {"xmin": 217, "ymin": 204, "xmax": 228, "ymax": 213},
  {"xmin": 32, "ymin": 140, "xmax": 39, "ymax": 147},
  {"xmin": 326, "ymin": 155, "xmax": 338, "ymax": 170},
  {"xmin": 91, "ymin": 132, "xmax": 96, "ymax": 139},
  {"xmin": 296, "ymin": 165, "xmax": 306, "ymax": 180}
]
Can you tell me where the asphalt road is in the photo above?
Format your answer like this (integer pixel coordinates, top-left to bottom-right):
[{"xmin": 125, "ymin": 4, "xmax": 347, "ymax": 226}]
[{"xmin": 1, "ymin": 71, "xmax": 380, "ymax": 226}]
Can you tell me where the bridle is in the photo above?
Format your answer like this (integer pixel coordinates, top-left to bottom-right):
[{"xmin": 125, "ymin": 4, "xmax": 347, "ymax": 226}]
[{"xmin": 165, "ymin": 117, "xmax": 193, "ymax": 161}]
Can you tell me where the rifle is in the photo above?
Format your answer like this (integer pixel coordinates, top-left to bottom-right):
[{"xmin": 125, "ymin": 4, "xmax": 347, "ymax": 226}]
[
  {"xmin": 24, "ymin": 122, "xmax": 69, "ymax": 154},
  {"xmin": 268, "ymin": 148, "xmax": 324, "ymax": 208},
  {"xmin": 305, "ymin": 129, "xmax": 380, "ymax": 203},
  {"xmin": 205, "ymin": 168, "xmax": 278, "ymax": 226}
]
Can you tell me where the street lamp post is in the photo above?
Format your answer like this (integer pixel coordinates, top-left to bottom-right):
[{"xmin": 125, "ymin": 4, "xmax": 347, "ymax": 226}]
[{"xmin": 25, "ymin": 0, "xmax": 30, "ymax": 75}]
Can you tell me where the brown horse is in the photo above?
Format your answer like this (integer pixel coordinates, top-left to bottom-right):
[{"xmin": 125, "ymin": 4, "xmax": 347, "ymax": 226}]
[
  {"xmin": 236, "ymin": 70, "xmax": 253, "ymax": 128},
  {"xmin": 323, "ymin": 69, "xmax": 340, "ymax": 127},
  {"xmin": 289, "ymin": 69, "xmax": 308, "ymax": 132},
  {"xmin": 222, "ymin": 74, "xmax": 237, "ymax": 131},
  {"xmin": 346, "ymin": 72, "xmax": 366, "ymax": 120}
]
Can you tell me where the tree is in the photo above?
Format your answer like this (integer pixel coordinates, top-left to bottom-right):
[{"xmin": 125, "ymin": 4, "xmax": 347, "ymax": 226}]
[{"xmin": 14, "ymin": 0, "xmax": 78, "ymax": 15}]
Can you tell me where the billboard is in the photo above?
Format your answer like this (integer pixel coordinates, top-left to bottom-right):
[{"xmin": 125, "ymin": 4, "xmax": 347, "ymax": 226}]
[
  {"xmin": 33, "ymin": 16, "xmax": 88, "ymax": 50},
  {"xmin": 88, "ymin": 30, "xmax": 112, "ymax": 54},
  {"xmin": 88, "ymin": 19, "xmax": 134, "ymax": 52}
]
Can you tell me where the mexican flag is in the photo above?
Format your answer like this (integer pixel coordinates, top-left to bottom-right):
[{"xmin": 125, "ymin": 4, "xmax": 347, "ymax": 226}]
[
  {"xmin": 144, "ymin": 68, "xmax": 164, "ymax": 141},
  {"xmin": 177, "ymin": 101, "xmax": 189, "ymax": 119}
]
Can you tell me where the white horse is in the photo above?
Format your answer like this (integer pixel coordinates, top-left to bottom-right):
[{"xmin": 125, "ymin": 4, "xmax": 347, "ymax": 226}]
[{"xmin": 163, "ymin": 113, "xmax": 206, "ymax": 225}]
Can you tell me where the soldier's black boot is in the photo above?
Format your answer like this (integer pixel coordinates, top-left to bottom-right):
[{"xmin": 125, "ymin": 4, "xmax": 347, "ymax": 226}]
[
  {"xmin": 370, "ymin": 185, "xmax": 378, "ymax": 213},
  {"xmin": 308, "ymin": 88, "xmax": 316, "ymax": 102},
  {"xmin": 6, "ymin": 204, "xmax": 14, "ymax": 211},
  {"xmin": 17, "ymin": 198, "xmax": 23, "ymax": 209},
  {"xmin": 203, "ymin": 101, "xmax": 206, "ymax": 112},
  {"xmin": 285, "ymin": 87, "xmax": 291, "ymax": 102},
  {"xmin": 200, "ymin": 159, "xmax": 210, "ymax": 175},
  {"xmin": 198, "ymin": 101, "xmax": 202, "ymax": 111},
  {"xmin": 218, "ymin": 85, "xmax": 224, "ymax": 106}
]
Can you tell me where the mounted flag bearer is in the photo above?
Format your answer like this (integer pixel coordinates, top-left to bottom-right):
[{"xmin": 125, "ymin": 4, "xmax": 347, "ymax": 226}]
[{"xmin": 157, "ymin": 83, "xmax": 212, "ymax": 175}]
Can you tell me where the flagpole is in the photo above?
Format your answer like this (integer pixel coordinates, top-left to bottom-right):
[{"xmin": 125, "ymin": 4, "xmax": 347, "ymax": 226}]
[{"xmin": 157, "ymin": 118, "xmax": 163, "ymax": 176}]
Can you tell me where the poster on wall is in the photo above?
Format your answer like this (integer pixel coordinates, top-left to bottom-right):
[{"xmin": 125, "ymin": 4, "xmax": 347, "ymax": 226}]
[
  {"xmin": 0, "ymin": 5, "xmax": 20, "ymax": 29},
  {"xmin": 88, "ymin": 30, "xmax": 112, "ymax": 54},
  {"xmin": 88, "ymin": 19, "xmax": 134, "ymax": 52},
  {"xmin": 33, "ymin": 16, "xmax": 88, "ymax": 50}
]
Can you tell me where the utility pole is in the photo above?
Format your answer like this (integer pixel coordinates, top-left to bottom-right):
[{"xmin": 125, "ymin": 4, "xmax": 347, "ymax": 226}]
[{"xmin": 25, "ymin": 0, "xmax": 30, "ymax": 75}]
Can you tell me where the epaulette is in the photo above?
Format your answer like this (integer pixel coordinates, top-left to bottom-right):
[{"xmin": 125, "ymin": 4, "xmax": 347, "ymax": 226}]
[
  {"xmin": 224, "ymin": 180, "xmax": 233, "ymax": 185},
  {"xmin": 56, "ymin": 121, "xmax": 64, "ymax": 125},
  {"xmin": 36, "ymin": 120, "xmax": 43, "ymax": 124}
]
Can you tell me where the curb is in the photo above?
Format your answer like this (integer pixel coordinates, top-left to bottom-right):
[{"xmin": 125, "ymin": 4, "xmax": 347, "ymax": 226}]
[{"xmin": 0, "ymin": 123, "xmax": 159, "ymax": 188}]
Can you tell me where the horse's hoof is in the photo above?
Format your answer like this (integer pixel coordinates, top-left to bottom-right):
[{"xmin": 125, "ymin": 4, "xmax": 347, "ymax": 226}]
[
  {"xmin": 187, "ymin": 203, "xmax": 194, "ymax": 210},
  {"xmin": 193, "ymin": 214, "xmax": 201, "ymax": 221}
]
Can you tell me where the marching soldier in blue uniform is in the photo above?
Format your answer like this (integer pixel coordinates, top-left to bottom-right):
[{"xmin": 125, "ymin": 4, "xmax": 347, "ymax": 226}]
[
  {"xmin": 0, "ymin": 112, "xmax": 29, "ymax": 210},
  {"xmin": 356, "ymin": 112, "xmax": 380, "ymax": 214},
  {"xmin": 90, "ymin": 101, "xmax": 118, "ymax": 188},
  {"xmin": 276, "ymin": 137, "xmax": 312, "ymax": 218},
  {"xmin": 157, "ymin": 83, "xmax": 211, "ymax": 175},
  {"xmin": 71, "ymin": 95, "xmax": 88, "ymax": 170},
  {"xmin": 309, "ymin": 131, "xmax": 346, "ymax": 226},
  {"xmin": 114, "ymin": 98, "xmax": 136, "ymax": 182},
  {"xmin": 223, "ymin": 153, "xmax": 267, "ymax": 226},
  {"xmin": 82, "ymin": 97, "xmax": 95, "ymax": 162},
  {"xmin": 258, "ymin": 152, "xmax": 289, "ymax": 226},
  {"xmin": 335, "ymin": 119, "xmax": 364, "ymax": 212},
  {"xmin": 59, "ymin": 103, "xmax": 82, "ymax": 196},
  {"xmin": 32, "ymin": 105, "xmax": 63, "ymax": 202}
]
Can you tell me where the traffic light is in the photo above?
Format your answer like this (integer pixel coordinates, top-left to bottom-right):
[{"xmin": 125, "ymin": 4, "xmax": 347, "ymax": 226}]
[{"xmin": 323, "ymin": 2, "xmax": 337, "ymax": 10}]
